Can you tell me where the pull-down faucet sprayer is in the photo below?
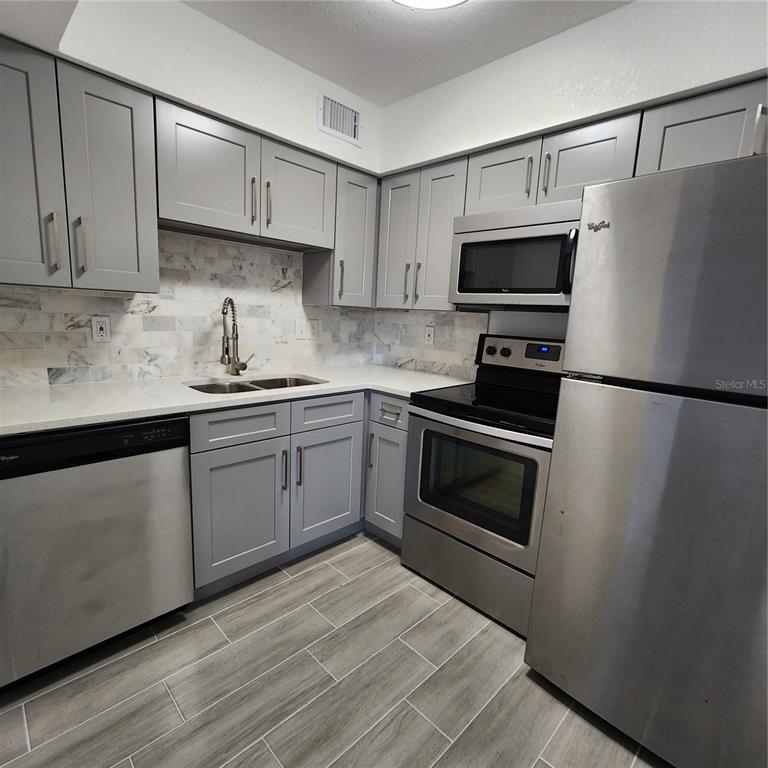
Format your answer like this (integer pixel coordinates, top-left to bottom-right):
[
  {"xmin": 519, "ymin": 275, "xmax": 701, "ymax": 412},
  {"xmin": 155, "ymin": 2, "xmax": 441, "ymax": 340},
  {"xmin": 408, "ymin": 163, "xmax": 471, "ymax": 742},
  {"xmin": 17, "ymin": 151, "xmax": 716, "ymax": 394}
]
[{"xmin": 220, "ymin": 297, "xmax": 253, "ymax": 375}]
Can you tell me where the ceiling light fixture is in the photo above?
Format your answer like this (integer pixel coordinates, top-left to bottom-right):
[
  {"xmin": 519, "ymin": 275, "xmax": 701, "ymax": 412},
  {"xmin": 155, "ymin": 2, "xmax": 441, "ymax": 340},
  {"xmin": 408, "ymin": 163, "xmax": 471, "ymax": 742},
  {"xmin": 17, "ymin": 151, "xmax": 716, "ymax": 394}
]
[{"xmin": 392, "ymin": 0, "xmax": 468, "ymax": 10}]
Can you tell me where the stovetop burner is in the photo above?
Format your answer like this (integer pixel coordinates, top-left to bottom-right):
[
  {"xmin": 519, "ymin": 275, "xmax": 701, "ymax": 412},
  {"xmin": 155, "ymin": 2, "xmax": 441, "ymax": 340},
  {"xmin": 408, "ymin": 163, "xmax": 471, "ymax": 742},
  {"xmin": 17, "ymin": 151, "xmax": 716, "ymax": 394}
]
[{"xmin": 410, "ymin": 334, "xmax": 566, "ymax": 438}]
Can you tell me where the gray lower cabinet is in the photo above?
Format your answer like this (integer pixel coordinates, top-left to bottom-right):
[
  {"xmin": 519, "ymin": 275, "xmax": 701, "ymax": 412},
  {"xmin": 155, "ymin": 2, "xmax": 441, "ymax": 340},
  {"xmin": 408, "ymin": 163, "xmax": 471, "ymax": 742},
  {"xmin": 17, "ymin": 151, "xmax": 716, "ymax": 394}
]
[
  {"xmin": 413, "ymin": 157, "xmax": 467, "ymax": 311},
  {"xmin": 290, "ymin": 421, "xmax": 364, "ymax": 547},
  {"xmin": 376, "ymin": 171, "xmax": 420, "ymax": 308},
  {"xmin": 0, "ymin": 39, "xmax": 70, "ymax": 288},
  {"xmin": 191, "ymin": 435, "xmax": 291, "ymax": 587},
  {"xmin": 635, "ymin": 79, "xmax": 768, "ymax": 175},
  {"xmin": 58, "ymin": 63, "xmax": 159, "ymax": 292},
  {"xmin": 156, "ymin": 100, "xmax": 262, "ymax": 235},
  {"xmin": 465, "ymin": 138, "xmax": 542, "ymax": 215},
  {"xmin": 365, "ymin": 421, "xmax": 407, "ymax": 539},
  {"xmin": 261, "ymin": 139, "xmax": 337, "ymax": 248},
  {"xmin": 537, "ymin": 113, "xmax": 641, "ymax": 204}
]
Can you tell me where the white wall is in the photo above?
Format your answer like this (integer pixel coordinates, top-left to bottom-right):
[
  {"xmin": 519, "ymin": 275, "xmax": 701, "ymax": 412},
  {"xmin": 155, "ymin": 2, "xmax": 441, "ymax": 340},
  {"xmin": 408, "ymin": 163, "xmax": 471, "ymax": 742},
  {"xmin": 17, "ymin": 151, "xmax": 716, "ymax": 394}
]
[
  {"xmin": 380, "ymin": 1, "xmax": 768, "ymax": 173},
  {"xmin": 55, "ymin": 1, "xmax": 383, "ymax": 171}
]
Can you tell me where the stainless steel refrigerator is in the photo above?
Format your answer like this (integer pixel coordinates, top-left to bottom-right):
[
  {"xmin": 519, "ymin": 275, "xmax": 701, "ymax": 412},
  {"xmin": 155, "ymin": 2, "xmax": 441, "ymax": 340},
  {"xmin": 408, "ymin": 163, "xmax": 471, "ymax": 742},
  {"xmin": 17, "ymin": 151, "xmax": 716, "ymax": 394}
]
[{"xmin": 526, "ymin": 156, "xmax": 767, "ymax": 768}]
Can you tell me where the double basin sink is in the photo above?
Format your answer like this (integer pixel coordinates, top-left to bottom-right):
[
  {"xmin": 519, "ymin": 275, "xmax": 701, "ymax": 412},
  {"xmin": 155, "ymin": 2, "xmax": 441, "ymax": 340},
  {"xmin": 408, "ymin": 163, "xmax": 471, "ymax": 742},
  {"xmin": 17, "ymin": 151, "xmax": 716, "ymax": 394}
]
[{"xmin": 189, "ymin": 375, "xmax": 327, "ymax": 395}]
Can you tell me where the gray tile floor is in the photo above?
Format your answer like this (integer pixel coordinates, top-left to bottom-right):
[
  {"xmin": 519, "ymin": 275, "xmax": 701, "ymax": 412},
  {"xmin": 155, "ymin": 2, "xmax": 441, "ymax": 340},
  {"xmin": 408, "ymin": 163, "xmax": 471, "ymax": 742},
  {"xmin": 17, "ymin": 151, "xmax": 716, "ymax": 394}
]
[{"xmin": 0, "ymin": 533, "xmax": 674, "ymax": 768}]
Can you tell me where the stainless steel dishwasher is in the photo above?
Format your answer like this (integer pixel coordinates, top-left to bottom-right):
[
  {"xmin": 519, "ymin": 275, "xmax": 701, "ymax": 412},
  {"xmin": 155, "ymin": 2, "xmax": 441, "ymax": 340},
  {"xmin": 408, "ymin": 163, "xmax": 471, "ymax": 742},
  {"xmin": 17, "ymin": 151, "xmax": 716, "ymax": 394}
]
[{"xmin": 0, "ymin": 417, "xmax": 194, "ymax": 687}]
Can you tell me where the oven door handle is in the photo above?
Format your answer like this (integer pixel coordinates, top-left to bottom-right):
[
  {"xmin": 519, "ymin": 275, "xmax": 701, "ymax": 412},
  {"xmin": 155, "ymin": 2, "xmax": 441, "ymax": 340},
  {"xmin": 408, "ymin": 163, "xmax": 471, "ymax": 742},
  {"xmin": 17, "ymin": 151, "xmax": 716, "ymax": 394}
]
[{"xmin": 407, "ymin": 405, "xmax": 553, "ymax": 450}]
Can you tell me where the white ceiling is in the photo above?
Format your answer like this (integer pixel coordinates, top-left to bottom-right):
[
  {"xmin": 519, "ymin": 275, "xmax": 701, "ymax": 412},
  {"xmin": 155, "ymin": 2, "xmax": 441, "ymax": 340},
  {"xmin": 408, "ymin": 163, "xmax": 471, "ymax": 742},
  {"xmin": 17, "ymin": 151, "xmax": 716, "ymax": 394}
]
[{"xmin": 186, "ymin": 0, "xmax": 629, "ymax": 105}]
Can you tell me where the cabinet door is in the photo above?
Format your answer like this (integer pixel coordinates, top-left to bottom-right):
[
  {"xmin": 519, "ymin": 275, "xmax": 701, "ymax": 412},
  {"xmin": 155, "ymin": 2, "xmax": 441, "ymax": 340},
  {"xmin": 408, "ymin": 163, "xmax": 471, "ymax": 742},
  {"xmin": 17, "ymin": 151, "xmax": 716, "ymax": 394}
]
[
  {"xmin": 376, "ymin": 171, "xmax": 420, "ymax": 309},
  {"xmin": 334, "ymin": 167, "xmax": 377, "ymax": 307},
  {"xmin": 0, "ymin": 39, "xmax": 70, "ymax": 288},
  {"xmin": 191, "ymin": 436, "xmax": 290, "ymax": 587},
  {"xmin": 261, "ymin": 139, "xmax": 337, "ymax": 248},
  {"xmin": 465, "ymin": 138, "xmax": 542, "ymax": 215},
  {"xmin": 365, "ymin": 422, "xmax": 407, "ymax": 539},
  {"xmin": 290, "ymin": 421, "xmax": 363, "ymax": 547},
  {"xmin": 58, "ymin": 63, "xmax": 159, "ymax": 292},
  {"xmin": 636, "ymin": 80, "xmax": 768, "ymax": 175},
  {"xmin": 156, "ymin": 101, "xmax": 261, "ymax": 235},
  {"xmin": 413, "ymin": 158, "xmax": 467, "ymax": 311},
  {"xmin": 537, "ymin": 114, "xmax": 640, "ymax": 204}
]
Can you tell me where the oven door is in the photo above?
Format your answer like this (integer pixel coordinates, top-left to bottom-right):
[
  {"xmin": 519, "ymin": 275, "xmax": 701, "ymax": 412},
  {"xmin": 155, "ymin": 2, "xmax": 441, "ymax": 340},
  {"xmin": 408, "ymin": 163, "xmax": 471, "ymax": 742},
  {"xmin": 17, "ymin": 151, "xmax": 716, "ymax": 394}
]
[
  {"xmin": 450, "ymin": 223, "xmax": 578, "ymax": 307},
  {"xmin": 404, "ymin": 412, "xmax": 551, "ymax": 575}
]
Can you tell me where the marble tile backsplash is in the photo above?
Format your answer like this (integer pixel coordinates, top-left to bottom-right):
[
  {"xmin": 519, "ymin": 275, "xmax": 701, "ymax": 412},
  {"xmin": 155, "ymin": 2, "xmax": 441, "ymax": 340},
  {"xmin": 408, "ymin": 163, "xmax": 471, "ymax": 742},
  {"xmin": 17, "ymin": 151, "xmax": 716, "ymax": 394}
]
[{"xmin": 0, "ymin": 232, "xmax": 487, "ymax": 388}]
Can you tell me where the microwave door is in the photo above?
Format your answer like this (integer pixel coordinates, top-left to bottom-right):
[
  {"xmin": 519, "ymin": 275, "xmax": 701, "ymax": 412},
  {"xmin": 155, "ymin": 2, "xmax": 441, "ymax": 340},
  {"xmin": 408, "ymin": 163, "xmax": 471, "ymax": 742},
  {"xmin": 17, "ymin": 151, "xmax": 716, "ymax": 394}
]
[{"xmin": 450, "ymin": 222, "xmax": 578, "ymax": 307}]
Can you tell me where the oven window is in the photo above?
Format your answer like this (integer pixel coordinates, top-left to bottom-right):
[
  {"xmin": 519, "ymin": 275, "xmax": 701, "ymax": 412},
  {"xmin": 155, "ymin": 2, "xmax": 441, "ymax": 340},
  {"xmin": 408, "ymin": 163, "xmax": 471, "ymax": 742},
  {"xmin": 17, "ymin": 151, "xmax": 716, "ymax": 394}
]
[
  {"xmin": 420, "ymin": 430, "xmax": 537, "ymax": 545},
  {"xmin": 458, "ymin": 235, "xmax": 566, "ymax": 294}
]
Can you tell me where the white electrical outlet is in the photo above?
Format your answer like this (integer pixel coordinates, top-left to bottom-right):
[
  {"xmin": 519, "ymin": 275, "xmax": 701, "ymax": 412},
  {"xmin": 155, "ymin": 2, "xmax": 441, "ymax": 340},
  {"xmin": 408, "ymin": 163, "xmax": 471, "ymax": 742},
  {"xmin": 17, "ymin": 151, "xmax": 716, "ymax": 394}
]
[
  {"xmin": 295, "ymin": 318, "xmax": 308, "ymax": 340},
  {"xmin": 424, "ymin": 325, "xmax": 435, "ymax": 346},
  {"xmin": 91, "ymin": 316, "xmax": 111, "ymax": 343},
  {"xmin": 307, "ymin": 319, "xmax": 319, "ymax": 340}
]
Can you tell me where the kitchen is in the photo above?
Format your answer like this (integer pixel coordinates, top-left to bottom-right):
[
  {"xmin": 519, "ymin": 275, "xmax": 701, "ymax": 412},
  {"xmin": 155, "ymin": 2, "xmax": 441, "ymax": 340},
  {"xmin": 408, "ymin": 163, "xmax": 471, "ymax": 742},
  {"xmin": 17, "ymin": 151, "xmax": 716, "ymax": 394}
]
[{"xmin": 0, "ymin": 1, "xmax": 766, "ymax": 767}]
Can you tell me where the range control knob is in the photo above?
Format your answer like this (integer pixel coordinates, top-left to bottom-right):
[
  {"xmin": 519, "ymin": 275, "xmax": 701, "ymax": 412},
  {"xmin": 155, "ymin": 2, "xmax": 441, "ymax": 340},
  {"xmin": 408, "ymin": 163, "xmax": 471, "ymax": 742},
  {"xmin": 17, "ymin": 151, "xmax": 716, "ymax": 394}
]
[
  {"xmin": 500, "ymin": 347, "xmax": 512, "ymax": 357},
  {"xmin": 485, "ymin": 345, "xmax": 497, "ymax": 355}
]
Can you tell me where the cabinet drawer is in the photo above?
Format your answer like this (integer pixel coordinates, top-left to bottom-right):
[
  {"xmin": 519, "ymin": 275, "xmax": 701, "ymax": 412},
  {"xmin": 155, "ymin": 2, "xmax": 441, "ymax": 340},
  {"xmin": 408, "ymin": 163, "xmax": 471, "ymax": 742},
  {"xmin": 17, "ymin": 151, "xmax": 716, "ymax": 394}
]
[
  {"xmin": 190, "ymin": 402, "xmax": 290, "ymax": 452},
  {"xmin": 370, "ymin": 392, "xmax": 409, "ymax": 432},
  {"xmin": 291, "ymin": 392, "xmax": 364, "ymax": 433}
]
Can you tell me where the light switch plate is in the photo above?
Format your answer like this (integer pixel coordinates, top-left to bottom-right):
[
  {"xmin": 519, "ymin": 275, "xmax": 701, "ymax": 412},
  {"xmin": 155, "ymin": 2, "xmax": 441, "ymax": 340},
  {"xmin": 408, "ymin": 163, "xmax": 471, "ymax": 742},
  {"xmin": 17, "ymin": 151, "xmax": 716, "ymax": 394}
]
[
  {"xmin": 295, "ymin": 318, "xmax": 308, "ymax": 340},
  {"xmin": 307, "ymin": 319, "xmax": 319, "ymax": 340},
  {"xmin": 424, "ymin": 325, "xmax": 434, "ymax": 346},
  {"xmin": 92, "ymin": 316, "xmax": 111, "ymax": 343}
]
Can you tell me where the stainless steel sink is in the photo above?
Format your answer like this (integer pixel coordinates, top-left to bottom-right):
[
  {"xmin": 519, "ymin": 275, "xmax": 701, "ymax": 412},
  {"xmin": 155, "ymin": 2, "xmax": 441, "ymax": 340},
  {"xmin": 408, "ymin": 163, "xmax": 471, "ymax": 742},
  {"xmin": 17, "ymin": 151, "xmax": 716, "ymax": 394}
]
[
  {"xmin": 248, "ymin": 376, "xmax": 327, "ymax": 389},
  {"xmin": 188, "ymin": 382, "xmax": 260, "ymax": 394},
  {"xmin": 188, "ymin": 375, "xmax": 327, "ymax": 394}
]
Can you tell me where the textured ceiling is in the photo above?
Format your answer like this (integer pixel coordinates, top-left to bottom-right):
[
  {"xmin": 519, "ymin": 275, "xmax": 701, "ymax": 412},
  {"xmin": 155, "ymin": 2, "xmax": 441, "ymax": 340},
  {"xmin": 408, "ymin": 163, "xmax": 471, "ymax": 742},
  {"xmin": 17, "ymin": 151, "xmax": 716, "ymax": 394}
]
[{"xmin": 186, "ymin": 0, "xmax": 629, "ymax": 105}]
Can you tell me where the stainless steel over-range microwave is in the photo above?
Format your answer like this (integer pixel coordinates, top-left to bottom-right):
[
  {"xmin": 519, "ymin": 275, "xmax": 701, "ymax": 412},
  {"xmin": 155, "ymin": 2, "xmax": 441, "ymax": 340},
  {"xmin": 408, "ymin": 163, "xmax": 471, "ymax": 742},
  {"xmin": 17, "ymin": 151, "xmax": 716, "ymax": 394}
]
[{"xmin": 449, "ymin": 200, "xmax": 580, "ymax": 308}]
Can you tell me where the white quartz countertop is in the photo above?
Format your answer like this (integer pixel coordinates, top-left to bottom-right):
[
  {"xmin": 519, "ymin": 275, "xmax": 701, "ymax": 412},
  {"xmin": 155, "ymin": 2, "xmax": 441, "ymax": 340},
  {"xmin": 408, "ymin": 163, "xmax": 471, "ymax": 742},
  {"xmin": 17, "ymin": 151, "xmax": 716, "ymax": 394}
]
[{"xmin": 0, "ymin": 364, "xmax": 469, "ymax": 436}]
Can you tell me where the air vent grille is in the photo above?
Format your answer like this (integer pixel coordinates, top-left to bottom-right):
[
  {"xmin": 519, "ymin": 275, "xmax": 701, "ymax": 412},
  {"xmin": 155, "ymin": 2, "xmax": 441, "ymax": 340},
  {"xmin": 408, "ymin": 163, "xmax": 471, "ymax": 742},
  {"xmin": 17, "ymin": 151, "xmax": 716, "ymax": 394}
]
[{"xmin": 320, "ymin": 95, "xmax": 361, "ymax": 144}]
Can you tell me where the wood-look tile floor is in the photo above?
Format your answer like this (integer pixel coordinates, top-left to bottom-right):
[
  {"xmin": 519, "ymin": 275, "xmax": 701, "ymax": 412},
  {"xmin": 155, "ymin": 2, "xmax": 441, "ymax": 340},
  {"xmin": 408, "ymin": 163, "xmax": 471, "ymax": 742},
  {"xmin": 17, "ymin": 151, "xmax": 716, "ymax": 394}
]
[{"xmin": 0, "ymin": 533, "xmax": 674, "ymax": 768}]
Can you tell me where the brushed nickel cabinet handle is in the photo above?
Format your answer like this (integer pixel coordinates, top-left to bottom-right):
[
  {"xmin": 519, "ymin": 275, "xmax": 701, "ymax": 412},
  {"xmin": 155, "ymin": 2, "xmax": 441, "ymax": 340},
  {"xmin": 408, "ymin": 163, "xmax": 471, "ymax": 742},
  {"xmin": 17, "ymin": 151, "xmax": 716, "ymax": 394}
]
[
  {"xmin": 281, "ymin": 448, "xmax": 289, "ymax": 491},
  {"xmin": 380, "ymin": 407, "xmax": 401, "ymax": 421},
  {"xmin": 404, "ymin": 262, "xmax": 412, "ymax": 302},
  {"xmin": 542, "ymin": 152, "xmax": 552, "ymax": 195},
  {"xmin": 266, "ymin": 180, "xmax": 272, "ymax": 226},
  {"xmin": 414, "ymin": 262, "xmax": 422, "ymax": 303},
  {"xmin": 524, "ymin": 155, "xmax": 534, "ymax": 197},
  {"xmin": 49, "ymin": 211, "xmax": 60, "ymax": 272},
  {"xmin": 296, "ymin": 446, "xmax": 303, "ymax": 486},
  {"xmin": 251, "ymin": 176, "xmax": 258, "ymax": 225},
  {"xmin": 750, "ymin": 103, "xmax": 767, "ymax": 155},
  {"xmin": 368, "ymin": 432, "xmax": 375, "ymax": 469},
  {"xmin": 76, "ymin": 215, "xmax": 88, "ymax": 273},
  {"xmin": 338, "ymin": 259, "xmax": 345, "ymax": 299}
]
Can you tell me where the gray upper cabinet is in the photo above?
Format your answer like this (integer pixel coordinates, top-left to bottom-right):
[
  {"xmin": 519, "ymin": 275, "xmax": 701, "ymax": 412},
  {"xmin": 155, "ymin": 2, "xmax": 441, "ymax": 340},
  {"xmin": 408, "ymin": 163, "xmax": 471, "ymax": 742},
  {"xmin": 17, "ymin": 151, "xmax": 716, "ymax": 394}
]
[
  {"xmin": 413, "ymin": 158, "xmax": 467, "ymax": 311},
  {"xmin": 191, "ymin": 435, "xmax": 291, "ymax": 587},
  {"xmin": 0, "ymin": 39, "xmax": 70, "ymax": 288},
  {"xmin": 290, "ymin": 421, "xmax": 363, "ymax": 548},
  {"xmin": 635, "ymin": 80, "xmax": 768, "ymax": 175},
  {"xmin": 156, "ymin": 101, "xmax": 261, "ymax": 236},
  {"xmin": 376, "ymin": 171, "xmax": 420, "ymax": 308},
  {"xmin": 537, "ymin": 113, "xmax": 641, "ymax": 204},
  {"xmin": 58, "ymin": 63, "xmax": 158, "ymax": 292},
  {"xmin": 261, "ymin": 139, "xmax": 337, "ymax": 249},
  {"xmin": 365, "ymin": 421, "xmax": 407, "ymax": 540},
  {"xmin": 465, "ymin": 138, "xmax": 542, "ymax": 215},
  {"xmin": 334, "ymin": 167, "xmax": 378, "ymax": 307}
]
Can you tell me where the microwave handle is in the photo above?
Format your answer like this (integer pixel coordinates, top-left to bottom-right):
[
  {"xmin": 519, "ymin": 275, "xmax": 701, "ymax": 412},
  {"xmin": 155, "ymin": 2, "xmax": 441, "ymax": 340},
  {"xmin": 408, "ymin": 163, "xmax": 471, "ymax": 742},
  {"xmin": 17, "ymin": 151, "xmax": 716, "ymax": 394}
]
[{"xmin": 563, "ymin": 228, "xmax": 578, "ymax": 293}]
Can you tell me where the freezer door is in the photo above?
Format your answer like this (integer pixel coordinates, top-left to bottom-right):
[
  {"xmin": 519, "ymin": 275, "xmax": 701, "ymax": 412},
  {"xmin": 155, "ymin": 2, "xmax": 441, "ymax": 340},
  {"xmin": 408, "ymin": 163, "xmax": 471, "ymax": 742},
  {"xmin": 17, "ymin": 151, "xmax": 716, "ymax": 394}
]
[
  {"xmin": 526, "ymin": 378, "xmax": 766, "ymax": 768},
  {"xmin": 566, "ymin": 156, "xmax": 767, "ymax": 395}
]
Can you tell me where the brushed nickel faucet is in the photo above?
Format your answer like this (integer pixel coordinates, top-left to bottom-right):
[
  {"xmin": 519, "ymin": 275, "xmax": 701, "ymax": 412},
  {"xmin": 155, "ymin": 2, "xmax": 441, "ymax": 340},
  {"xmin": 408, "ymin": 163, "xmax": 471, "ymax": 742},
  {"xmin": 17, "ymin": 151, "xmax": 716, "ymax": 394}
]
[{"xmin": 220, "ymin": 297, "xmax": 253, "ymax": 376}]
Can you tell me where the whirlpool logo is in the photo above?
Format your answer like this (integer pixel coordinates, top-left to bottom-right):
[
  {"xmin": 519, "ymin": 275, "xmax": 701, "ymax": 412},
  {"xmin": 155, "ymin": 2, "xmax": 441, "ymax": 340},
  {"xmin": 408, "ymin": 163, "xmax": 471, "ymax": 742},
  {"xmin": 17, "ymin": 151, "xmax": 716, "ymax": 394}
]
[{"xmin": 587, "ymin": 221, "xmax": 610, "ymax": 232}]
